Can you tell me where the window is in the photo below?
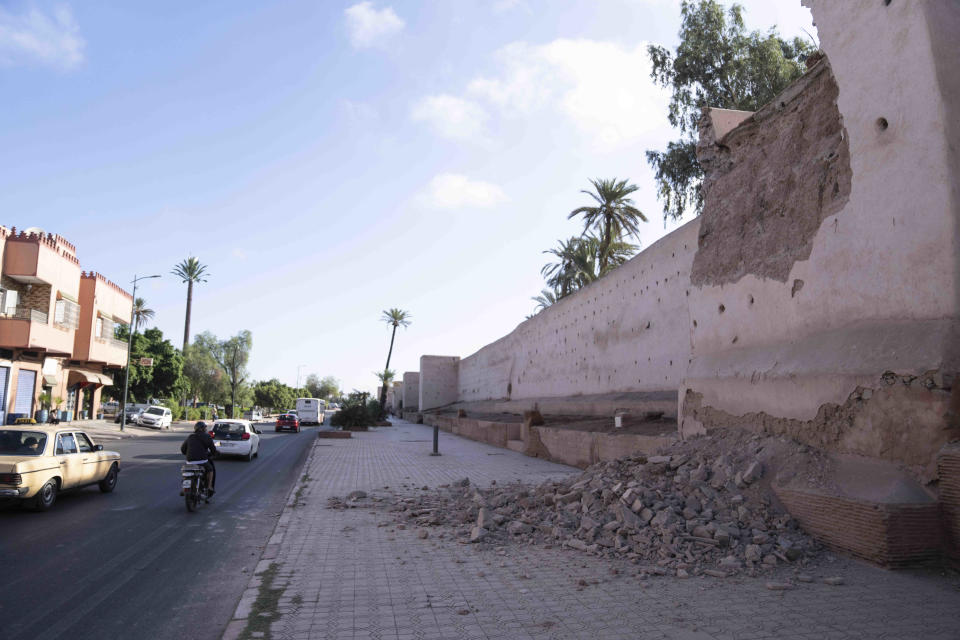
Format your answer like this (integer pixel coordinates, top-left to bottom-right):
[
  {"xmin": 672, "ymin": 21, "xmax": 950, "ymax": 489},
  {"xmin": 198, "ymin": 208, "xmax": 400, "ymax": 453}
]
[
  {"xmin": 95, "ymin": 317, "xmax": 103, "ymax": 339},
  {"xmin": 1, "ymin": 288, "xmax": 17, "ymax": 314},
  {"xmin": 76, "ymin": 433, "xmax": 94, "ymax": 453},
  {"xmin": 145, "ymin": 407, "xmax": 164, "ymax": 416},
  {"xmin": 0, "ymin": 430, "xmax": 47, "ymax": 456},
  {"xmin": 56, "ymin": 434, "xmax": 78, "ymax": 455}
]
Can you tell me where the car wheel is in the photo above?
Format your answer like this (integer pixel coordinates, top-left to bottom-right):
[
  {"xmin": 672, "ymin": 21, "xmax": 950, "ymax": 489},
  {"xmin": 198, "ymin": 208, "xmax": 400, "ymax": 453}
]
[
  {"xmin": 99, "ymin": 464, "xmax": 119, "ymax": 493},
  {"xmin": 31, "ymin": 479, "xmax": 58, "ymax": 512},
  {"xmin": 245, "ymin": 449, "xmax": 253, "ymax": 462}
]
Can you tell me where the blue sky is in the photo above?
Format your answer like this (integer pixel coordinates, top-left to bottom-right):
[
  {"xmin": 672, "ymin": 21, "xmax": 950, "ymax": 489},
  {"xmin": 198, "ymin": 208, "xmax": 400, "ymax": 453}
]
[{"xmin": 0, "ymin": 0, "xmax": 816, "ymax": 394}]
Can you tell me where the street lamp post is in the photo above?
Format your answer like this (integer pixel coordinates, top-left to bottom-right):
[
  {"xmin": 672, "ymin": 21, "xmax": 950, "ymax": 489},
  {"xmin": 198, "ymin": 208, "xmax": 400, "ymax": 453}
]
[
  {"xmin": 120, "ymin": 274, "xmax": 161, "ymax": 432},
  {"xmin": 296, "ymin": 364, "xmax": 305, "ymax": 396}
]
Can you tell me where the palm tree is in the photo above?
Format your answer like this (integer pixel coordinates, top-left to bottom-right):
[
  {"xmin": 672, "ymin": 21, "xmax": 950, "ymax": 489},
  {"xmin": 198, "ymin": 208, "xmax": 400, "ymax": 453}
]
[
  {"xmin": 378, "ymin": 309, "xmax": 411, "ymax": 408},
  {"xmin": 568, "ymin": 178, "xmax": 647, "ymax": 274},
  {"xmin": 171, "ymin": 257, "xmax": 209, "ymax": 354},
  {"xmin": 531, "ymin": 287, "xmax": 560, "ymax": 312},
  {"xmin": 132, "ymin": 297, "xmax": 155, "ymax": 334}
]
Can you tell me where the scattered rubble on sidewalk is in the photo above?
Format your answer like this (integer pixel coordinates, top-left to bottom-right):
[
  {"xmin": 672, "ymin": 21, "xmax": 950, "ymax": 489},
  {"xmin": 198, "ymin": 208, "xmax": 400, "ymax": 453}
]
[{"xmin": 329, "ymin": 429, "xmax": 839, "ymax": 579}]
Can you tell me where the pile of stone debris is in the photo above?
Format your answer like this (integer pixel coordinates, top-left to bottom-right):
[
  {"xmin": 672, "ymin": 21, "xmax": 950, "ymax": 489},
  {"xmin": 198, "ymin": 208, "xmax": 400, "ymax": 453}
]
[{"xmin": 332, "ymin": 430, "xmax": 829, "ymax": 578}]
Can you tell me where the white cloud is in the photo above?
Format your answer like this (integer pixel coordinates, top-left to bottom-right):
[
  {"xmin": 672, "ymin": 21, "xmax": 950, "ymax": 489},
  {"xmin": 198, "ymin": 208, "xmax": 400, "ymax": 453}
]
[
  {"xmin": 416, "ymin": 38, "xmax": 670, "ymax": 152},
  {"xmin": 420, "ymin": 173, "xmax": 508, "ymax": 209},
  {"xmin": 344, "ymin": 2, "xmax": 404, "ymax": 49},
  {"xmin": 0, "ymin": 4, "xmax": 85, "ymax": 69},
  {"xmin": 410, "ymin": 94, "xmax": 490, "ymax": 142}
]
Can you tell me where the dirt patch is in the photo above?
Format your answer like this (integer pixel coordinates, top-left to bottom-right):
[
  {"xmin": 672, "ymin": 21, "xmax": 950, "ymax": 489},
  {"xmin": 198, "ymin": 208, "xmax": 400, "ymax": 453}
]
[{"xmin": 691, "ymin": 59, "xmax": 851, "ymax": 287}]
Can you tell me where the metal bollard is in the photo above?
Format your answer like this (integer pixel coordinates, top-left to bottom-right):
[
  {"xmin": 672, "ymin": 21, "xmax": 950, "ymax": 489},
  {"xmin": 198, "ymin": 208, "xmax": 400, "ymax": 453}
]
[{"xmin": 430, "ymin": 424, "xmax": 440, "ymax": 456}]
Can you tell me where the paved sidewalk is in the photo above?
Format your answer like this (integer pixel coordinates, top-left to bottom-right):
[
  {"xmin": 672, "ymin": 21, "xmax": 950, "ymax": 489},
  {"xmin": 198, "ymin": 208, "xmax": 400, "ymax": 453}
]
[{"xmin": 223, "ymin": 419, "xmax": 960, "ymax": 640}]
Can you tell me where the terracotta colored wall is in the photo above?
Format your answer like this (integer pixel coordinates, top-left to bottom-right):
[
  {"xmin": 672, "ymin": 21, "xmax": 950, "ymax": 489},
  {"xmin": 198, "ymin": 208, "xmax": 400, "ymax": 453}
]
[{"xmin": 402, "ymin": 372, "xmax": 420, "ymax": 411}]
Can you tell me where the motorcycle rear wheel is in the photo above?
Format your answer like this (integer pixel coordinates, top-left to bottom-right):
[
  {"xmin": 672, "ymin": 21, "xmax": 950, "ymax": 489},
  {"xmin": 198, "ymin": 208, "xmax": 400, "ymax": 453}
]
[{"xmin": 185, "ymin": 491, "xmax": 198, "ymax": 512}]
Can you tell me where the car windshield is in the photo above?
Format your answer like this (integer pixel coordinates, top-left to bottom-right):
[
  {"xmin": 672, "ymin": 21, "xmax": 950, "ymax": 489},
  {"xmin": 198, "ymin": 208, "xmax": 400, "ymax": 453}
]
[
  {"xmin": 145, "ymin": 407, "xmax": 164, "ymax": 415},
  {"xmin": 0, "ymin": 430, "xmax": 48, "ymax": 456},
  {"xmin": 214, "ymin": 423, "xmax": 245, "ymax": 434}
]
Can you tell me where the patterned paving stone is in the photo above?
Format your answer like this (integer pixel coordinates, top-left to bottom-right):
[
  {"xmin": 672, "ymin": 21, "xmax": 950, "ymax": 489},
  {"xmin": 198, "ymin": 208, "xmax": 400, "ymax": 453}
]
[{"xmin": 224, "ymin": 419, "xmax": 960, "ymax": 640}]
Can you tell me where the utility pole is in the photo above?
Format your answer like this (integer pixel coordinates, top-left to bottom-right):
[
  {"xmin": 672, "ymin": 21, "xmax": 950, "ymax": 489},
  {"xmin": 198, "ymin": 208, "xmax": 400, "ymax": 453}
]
[{"xmin": 120, "ymin": 274, "xmax": 160, "ymax": 432}]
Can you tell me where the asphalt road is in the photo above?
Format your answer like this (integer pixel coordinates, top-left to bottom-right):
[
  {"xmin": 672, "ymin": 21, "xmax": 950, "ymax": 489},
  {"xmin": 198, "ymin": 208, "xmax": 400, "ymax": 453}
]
[{"xmin": 0, "ymin": 426, "xmax": 315, "ymax": 640}]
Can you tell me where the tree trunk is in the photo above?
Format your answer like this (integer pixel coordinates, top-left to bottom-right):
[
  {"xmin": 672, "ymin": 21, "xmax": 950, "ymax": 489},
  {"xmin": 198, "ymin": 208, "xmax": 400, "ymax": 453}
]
[
  {"xmin": 183, "ymin": 280, "xmax": 193, "ymax": 353},
  {"xmin": 379, "ymin": 325, "xmax": 398, "ymax": 409}
]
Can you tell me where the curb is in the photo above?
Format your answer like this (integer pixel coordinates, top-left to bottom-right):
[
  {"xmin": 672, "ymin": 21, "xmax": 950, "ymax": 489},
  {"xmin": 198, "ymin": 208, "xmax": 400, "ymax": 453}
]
[{"xmin": 221, "ymin": 436, "xmax": 320, "ymax": 640}]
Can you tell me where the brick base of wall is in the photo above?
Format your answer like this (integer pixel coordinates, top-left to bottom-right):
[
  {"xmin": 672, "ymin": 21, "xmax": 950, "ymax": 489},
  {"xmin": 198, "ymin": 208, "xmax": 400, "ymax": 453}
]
[
  {"xmin": 774, "ymin": 486, "xmax": 942, "ymax": 567},
  {"xmin": 938, "ymin": 443, "xmax": 960, "ymax": 563}
]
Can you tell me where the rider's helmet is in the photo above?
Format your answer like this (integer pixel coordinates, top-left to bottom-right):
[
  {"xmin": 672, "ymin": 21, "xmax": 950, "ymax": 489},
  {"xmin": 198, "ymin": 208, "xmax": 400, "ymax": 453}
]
[{"xmin": 194, "ymin": 421, "xmax": 208, "ymax": 433}]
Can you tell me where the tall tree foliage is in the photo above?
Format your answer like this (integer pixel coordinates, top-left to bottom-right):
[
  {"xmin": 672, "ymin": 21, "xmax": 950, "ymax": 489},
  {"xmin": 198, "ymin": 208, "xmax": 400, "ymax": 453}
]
[
  {"xmin": 132, "ymin": 297, "xmax": 155, "ymax": 334},
  {"xmin": 253, "ymin": 378, "xmax": 297, "ymax": 412},
  {"xmin": 534, "ymin": 235, "xmax": 637, "ymax": 313},
  {"xmin": 171, "ymin": 256, "xmax": 209, "ymax": 354},
  {"xmin": 568, "ymin": 178, "xmax": 646, "ymax": 274},
  {"xmin": 195, "ymin": 330, "xmax": 252, "ymax": 417},
  {"xmin": 182, "ymin": 342, "xmax": 227, "ymax": 404},
  {"xmin": 378, "ymin": 309, "xmax": 410, "ymax": 409},
  {"xmin": 305, "ymin": 374, "xmax": 340, "ymax": 400},
  {"xmin": 107, "ymin": 327, "xmax": 184, "ymax": 403},
  {"xmin": 646, "ymin": 0, "xmax": 814, "ymax": 221}
]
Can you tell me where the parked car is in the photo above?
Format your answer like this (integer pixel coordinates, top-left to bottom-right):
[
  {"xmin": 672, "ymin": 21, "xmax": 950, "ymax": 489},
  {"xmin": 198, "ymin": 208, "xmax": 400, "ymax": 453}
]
[
  {"xmin": 0, "ymin": 427, "xmax": 121, "ymax": 511},
  {"xmin": 243, "ymin": 409, "xmax": 264, "ymax": 422},
  {"xmin": 101, "ymin": 400, "xmax": 120, "ymax": 417},
  {"xmin": 114, "ymin": 404, "xmax": 147, "ymax": 424},
  {"xmin": 210, "ymin": 420, "xmax": 260, "ymax": 461},
  {"xmin": 275, "ymin": 413, "xmax": 300, "ymax": 433},
  {"xmin": 137, "ymin": 406, "xmax": 172, "ymax": 429}
]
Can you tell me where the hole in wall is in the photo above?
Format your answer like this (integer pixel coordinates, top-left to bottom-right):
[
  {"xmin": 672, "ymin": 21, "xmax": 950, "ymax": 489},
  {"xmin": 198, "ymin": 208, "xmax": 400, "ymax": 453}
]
[
  {"xmin": 718, "ymin": 304, "xmax": 725, "ymax": 314},
  {"xmin": 883, "ymin": 0, "xmax": 892, "ymax": 5},
  {"xmin": 876, "ymin": 117, "xmax": 889, "ymax": 132},
  {"xmin": 748, "ymin": 294, "xmax": 754, "ymax": 305}
]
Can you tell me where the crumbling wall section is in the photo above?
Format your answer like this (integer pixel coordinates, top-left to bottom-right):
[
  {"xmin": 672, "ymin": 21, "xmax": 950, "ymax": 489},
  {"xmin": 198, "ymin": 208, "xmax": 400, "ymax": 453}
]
[{"xmin": 680, "ymin": 0, "xmax": 960, "ymax": 477}]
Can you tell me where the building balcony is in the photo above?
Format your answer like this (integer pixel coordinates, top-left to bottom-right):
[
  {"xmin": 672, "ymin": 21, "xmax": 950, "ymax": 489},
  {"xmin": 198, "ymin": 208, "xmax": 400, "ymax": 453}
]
[
  {"xmin": 0, "ymin": 306, "xmax": 75, "ymax": 355},
  {"xmin": 88, "ymin": 335, "xmax": 129, "ymax": 367},
  {"xmin": 2, "ymin": 231, "xmax": 81, "ymax": 287}
]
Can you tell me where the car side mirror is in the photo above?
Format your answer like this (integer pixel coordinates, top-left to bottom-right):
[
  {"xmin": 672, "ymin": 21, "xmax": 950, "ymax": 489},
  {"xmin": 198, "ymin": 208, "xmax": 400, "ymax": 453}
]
[{"xmin": 94, "ymin": 444, "xmax": 103, "ymax": 451}]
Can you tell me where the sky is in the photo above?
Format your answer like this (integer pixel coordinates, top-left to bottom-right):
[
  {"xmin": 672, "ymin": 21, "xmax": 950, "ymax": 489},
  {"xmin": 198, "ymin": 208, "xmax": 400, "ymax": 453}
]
[{"xmin": 0, "ymin": 0, "xmax": 817, "ymax": 395}]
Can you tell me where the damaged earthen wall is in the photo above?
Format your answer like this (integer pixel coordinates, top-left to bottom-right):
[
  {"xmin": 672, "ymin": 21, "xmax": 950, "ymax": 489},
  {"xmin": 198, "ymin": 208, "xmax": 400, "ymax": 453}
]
[
  {"xmin": 681, "ymin": 0, "xmax": 960, "ymax": 479},
  {"xmin": 417, "ymin": 0, "xmax": 958, "ymax": 480}
]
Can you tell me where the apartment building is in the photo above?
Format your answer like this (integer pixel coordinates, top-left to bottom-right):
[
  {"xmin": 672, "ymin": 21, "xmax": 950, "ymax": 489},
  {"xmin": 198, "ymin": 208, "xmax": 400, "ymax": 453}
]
[{"xmin": 0, "ymin": 226, "xmax": 132, "ymax": 424}]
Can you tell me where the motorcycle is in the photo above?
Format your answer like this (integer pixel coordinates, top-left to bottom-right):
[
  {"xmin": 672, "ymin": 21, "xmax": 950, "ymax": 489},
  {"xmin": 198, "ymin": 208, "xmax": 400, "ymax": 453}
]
[{"xmin": 181, "ymin": 463, "xmax": 210, "ymax": 512}]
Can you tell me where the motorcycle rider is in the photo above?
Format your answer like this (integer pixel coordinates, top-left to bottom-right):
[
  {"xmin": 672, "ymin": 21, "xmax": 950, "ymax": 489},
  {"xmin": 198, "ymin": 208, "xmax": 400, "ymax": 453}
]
[{"xmin": 180, "ymin": 421, "xmax": 217, "ymax": 497}]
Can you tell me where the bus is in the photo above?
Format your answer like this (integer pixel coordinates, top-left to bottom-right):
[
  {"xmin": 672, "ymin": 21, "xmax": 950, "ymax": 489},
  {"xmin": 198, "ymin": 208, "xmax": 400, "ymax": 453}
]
[{"xmin": 295, "ymin": 397, "xmax": 325, "ymax": 426}]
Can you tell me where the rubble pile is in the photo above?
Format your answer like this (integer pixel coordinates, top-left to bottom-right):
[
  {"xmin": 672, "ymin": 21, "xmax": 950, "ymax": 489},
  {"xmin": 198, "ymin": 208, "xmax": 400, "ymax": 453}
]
[{"xmin": 370, "ymin": 430, "xmax": 829, "ymax": 577}]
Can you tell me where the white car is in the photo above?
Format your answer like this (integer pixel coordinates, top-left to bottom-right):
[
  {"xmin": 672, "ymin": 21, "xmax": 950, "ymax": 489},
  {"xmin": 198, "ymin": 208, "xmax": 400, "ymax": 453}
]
[
  {"xmin": 137, "ymin": 407, "xmax": 172, "ymax": 429},
  {"xmin": 210, "ymin": 420, "xmax": 260, "ymax": 461}
]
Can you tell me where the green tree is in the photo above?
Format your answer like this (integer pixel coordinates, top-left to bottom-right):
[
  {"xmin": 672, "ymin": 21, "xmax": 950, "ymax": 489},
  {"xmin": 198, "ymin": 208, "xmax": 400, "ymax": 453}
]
[
  {"xmin": 253, "ymin": 379, "xmax": 297, "ymax": 413},
  {"xmin": 195, "ymin": 330, "xmax": 252, "ymax": 417},
  {"xmin": 531, "ymin": 287, "xmax": 560, "ymax": 312},
  {"xmin": 646, "ymin": 0, "xmax": 814, "ymax": 221},
  {"xmin": 568, "ymin": 178, "xmax": 647, "ymax": 274},
  {"xmin": 107, "ymin": 327, "xmax": 184, "ymax": 404},
  {"xmin": 304, "ymin": 374, "xmax": 340, "ymax": 400},
  {"xmin": 378, "ymin": 309, "xmax": 411, "ymax": 409},
  {"xmin": 132, "ymin": 297, "xmax": 155, "ymax": 334},
  {"xmin": 541, "ymin": 234, "xmax": 638, "ymax": 300},
  {"xmin": 172, "ymin": 256, "xmax": 209, "ymax": 354},
  {"xmin": 182, "ymin": 341, "xmax": 228, "ymax": 405}
]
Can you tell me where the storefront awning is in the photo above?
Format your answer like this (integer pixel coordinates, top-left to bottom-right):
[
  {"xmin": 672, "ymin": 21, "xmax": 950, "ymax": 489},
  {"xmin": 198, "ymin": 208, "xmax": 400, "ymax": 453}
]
[
  {"xmin": 57, "ymin": 291, "xmax": 78, "ymax": 303},
  {"xmin": 68, "ymin": 370, "xmax": 99, "ymax": 384},
  {"xmin": 42, "ymin": 374, "xmax": 58, "ymax": 387},
  {"xmin": 97, "ymin": 373, "xmax": 113, "ymax": 386}
]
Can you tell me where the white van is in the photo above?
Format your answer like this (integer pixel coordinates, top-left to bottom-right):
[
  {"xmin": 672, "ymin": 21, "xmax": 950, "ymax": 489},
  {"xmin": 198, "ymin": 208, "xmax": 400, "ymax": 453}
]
[{"xmin": 295, "ymin": 398, "xmax": 325, "ymax": 426}]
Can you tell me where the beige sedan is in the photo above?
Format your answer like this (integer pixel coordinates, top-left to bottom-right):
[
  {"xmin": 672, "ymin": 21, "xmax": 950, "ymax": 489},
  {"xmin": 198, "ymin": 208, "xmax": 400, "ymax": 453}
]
[{"xmin": 0, "ymin": 427, "xmax": 121, "ymax": 511}]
